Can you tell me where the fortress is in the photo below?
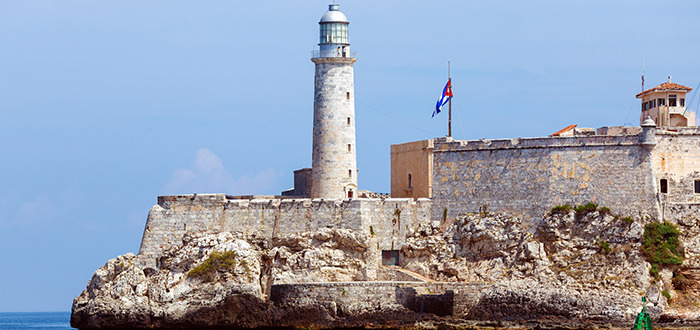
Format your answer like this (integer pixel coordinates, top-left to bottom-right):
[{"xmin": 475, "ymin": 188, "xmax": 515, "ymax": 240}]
[{"xmin": 137, "ymin": 4, "xmax": 700, "ymax": 270}]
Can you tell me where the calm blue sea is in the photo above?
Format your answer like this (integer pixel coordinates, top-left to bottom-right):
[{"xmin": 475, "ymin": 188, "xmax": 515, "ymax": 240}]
[{"xmin": 0, "ymin": 312, "xmax": 72, "ymax": 330}]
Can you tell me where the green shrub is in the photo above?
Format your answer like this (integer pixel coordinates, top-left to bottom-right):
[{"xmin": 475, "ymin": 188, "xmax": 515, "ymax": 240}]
[
  {"xmin": 650, "ymin": 264, "xmax": 659, "ymax": 278},
  {"xmin": 187, "ymin": 251, "xmax": 238, "ymax": 281},
  {"xmin": 551, "ymin": 204, "xmax": 572, "ymax": 215},
  {"xmin": 673, "ymin": 273, "xmax": 690, "ymax": 291},
  {"xmin": 622, "ymin": 216, "xmax": 634, "ymax": 223},
  {"xmin": 369, "ymin": 225, "xmax": 375, "ymax": 236},
  {"xmin": 642, "ymin": 221, "xmax": 684, "ymax": 278},
  {"xmin": 662, "ymin": 290, "xmax": 671, "ymax": 301},
  {"xmin": 598, "ymin": 240, "xmax": 611, "ymax": 254},
  {"xmin": 598, "ymin": 207, "xmax": 611, "ymax": 215},
  {"xmin": 574, "ymin": 202, "xmax": 598, "ymax": 215}
]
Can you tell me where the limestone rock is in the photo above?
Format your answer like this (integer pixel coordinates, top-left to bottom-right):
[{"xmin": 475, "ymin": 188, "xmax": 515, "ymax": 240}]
[{"xmin": 73, "ymin": 209, "xmax": 700, "ymax": 329}]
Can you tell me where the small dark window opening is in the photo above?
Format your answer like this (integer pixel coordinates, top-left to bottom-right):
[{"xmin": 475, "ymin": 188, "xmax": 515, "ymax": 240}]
[
  {"xmin": 348, "ymin": 144, "xmax": 351, "ymax": 152},
  {"xmin": 669, "ymin": 95, "xmax": 677, "ymax": 107},
  {"xmin": 347, "ymin": 117, "xmax": 351, "ymax": 125},
  {"xmin": 408, "ymin": 174, "xmax": 412, "ymax": 188},
  {"xmin": 659, "ymin": 98, "xmax": 666, "ymax": 106},
  {"xmin": 382, "ymin": 250, "xmax": 400, "ymax": 266},
  {"xmin": 347, "ymin": 92, "xmax": 350, "ymax": 100},
  {"xmin": 661, "ymin": 179, "xmax": 668, "ymax": 193},
  {"xmin": 681, "ymin": 98, "xmax": 686, "ymax": 106},
  {"xmin": 349, "ymin": 169, "xmax": 352, "ymax": 178},
  {"xmin": 348, "ymin": 190, "xmax": 353, "ymax": 198},
  {"xmin": 695, "ymin": 180, "xmax": 700, "ymax": 193}
]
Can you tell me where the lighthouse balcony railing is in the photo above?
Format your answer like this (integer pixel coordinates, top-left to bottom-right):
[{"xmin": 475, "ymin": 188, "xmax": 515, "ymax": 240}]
[{"xmin": 311, "ymin": 50, "xmax": 357, "ymax": 59}]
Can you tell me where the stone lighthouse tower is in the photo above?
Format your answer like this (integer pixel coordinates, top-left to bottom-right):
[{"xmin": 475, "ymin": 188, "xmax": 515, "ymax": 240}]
[{"xmin": 311, "ymin": 4, "xmax": 358, "ymax": 199}]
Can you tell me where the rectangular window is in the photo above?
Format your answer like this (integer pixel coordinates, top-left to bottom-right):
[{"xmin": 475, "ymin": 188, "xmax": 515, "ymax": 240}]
[
  {"xmin": 349, "ymin": 169, "xmax": 352, "ymax": 178},
  {"xmin": 382, "ymin": 250, "xmax": 400, "ymax": 266},
  {"xmin": 658, "ymin": 98, "xmax": 665, "ymax": 106},
  {"xmin": 347, "ymin": 92, "xmax": 350, "ymax": 100},
  {"xmin": 348, "ymin": 144, "xmax": 351, "ymax": 152},
  {"xmin": 669, "ymin": 95, "xmax": 677, "ymax": 107},
  {"xmin": 695, "ymin": 180, "xmax": 700, "ymax": 193},
  {"xmin": 347, "ymin": 117, "xmax": 351, "ymax": 125},
  {"xmin": 652, "ymin": 99, "xmax": 656, "ymax": 108},
  {"xmin": 661, "ymin": 179, "xmax": 668, "ymax": 193},
  {"xmin": 681, "ymin": 98, "xmax": 685, "ymax": 106}
]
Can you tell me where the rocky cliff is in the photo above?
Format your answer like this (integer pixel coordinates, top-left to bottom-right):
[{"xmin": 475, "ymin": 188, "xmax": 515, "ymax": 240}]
[{"xmin": 72, "ymin": 209, "xmax": 700, "ymax": 329}]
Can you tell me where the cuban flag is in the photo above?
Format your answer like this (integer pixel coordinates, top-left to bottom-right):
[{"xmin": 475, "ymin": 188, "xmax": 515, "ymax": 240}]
[{"xmin": 432, "ymin": 79, "xmax": 453, "ymax": 118}]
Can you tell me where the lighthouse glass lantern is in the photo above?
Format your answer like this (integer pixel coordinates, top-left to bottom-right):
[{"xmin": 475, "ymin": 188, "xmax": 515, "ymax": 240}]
[{"xmin": 317, "ymin": 4, "xmax": 351, "ymax": 58}]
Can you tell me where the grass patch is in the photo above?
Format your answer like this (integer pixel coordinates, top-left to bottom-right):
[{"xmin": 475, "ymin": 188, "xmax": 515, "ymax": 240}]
[
  {"xmin": 574, "ymin": 202, "xmax": 598, "ymax": 215},
  {"xmin": 622, "ymin": 216, "xmax": 634, "ymax": 223},
  {"xmin": 662, "ymin": 290, "xmax": 671, "ymax": 301},
  {"xmin": 551, "ymin": 204, "xmax": 572, "ymax": 215},
  {"xmin": 187, "ymin": 251, "xmax": 238, "ymax": 282},
  {"xmin": 598, "ymin": 207, "xmax": 611, "ymax": 216},
  {"xmin": 642, "ymin": 221, "xmax": 684, "ymax": 278},
  {"xmin": 369, "ymin": 225, "xmax": 375, "ymax": 236},
  {"xmin": 598, "ymin": 240, "xmax": 611, "ymax": 254}
]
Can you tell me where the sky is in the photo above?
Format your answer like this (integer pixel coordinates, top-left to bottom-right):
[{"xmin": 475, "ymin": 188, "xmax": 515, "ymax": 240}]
[{"xmin": 1, "ymin": 0, "xmax": 700, "ymax": 312}]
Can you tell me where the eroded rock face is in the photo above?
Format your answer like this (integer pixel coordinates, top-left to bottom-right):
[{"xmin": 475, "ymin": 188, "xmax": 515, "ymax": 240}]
[
  {"xmin": 71, "ymin": 233, "xmax": 266, "ymax": 329},
  {"xmin": 73, "ymin": 211, "xmax": 688, "ymax": 329},
  {"xmin": 399, "ymin": 211, "xmax": 657, "ymax": 322},
  {"xmin": 71, "ymin": 229, "xmax": 380, "ymax": 329}
]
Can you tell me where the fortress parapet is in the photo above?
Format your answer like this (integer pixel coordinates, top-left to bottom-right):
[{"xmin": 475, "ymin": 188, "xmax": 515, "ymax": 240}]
[
  {"xmin": 393, "ymin": 126, "xmax": 700, "ymax": 229},
  {"xmin": 137, "ymin": 194, "xmax": 431, "ymax": 268}
]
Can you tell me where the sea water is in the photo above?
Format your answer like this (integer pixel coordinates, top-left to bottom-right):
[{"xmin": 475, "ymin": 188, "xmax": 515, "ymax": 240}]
[{"xmin": 0, "ymin": 312, "xmax": 72, "ymax": 330}]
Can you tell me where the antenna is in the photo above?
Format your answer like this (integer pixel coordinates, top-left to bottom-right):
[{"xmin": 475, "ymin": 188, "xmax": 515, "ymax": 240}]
[{"xmin": 641, "ymin": 59, "xmax": 645, "ymax": 92}]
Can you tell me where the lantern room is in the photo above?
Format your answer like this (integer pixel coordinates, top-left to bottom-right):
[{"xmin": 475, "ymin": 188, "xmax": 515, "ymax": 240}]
[{"xmin": 315, "ymin": 4, "xmax": 354, "ymax": 58}]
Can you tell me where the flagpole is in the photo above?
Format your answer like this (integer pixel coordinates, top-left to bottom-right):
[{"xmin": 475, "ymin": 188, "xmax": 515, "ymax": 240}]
[{"xmin": 448, "ymin": 61, "xmax": 452, "ymax": 138}]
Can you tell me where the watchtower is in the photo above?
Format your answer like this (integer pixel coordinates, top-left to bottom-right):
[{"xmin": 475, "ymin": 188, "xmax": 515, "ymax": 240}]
[
  {"xmin": 311, "ymin": 4, "xmax": 358, "ymax": 199},
  {"xmin": 637, "ymin": 77, "xmax": 695, "ymax": 127}
]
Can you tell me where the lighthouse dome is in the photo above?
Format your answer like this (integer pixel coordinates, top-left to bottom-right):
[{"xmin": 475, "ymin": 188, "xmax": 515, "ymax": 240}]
[{"xmin": 320, "ymin": 4, "xmax": 348, "ymax": 22}]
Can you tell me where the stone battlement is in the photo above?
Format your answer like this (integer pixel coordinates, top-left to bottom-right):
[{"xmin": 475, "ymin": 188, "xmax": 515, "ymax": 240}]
[
  {"xmin": 138, "ymin": 194, "xmax": 431, "ymax": 268},
  {"xmin": 434, "ymin": 134, "xmax": 643, "ymax": 152}
]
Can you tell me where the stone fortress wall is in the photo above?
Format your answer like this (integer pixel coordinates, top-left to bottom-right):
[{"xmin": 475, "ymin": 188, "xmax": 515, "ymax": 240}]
[
  {"xmin": 428, "ymin": 127, "xmax": 700, "ymax": 229},
  {"xmin": 270, "ymin": 281, "xmax": 486, "ymax": 317},
  {"xmin": 138, "ymin": 127, "xmax": 700, "ymax": 266},
  {"xmin": 137, "ymin": 194, "xmax": 431, "ymax": 268},
  {"xmin": 430, "ymin": 134, "xmax": 659, "ymax": 228}
]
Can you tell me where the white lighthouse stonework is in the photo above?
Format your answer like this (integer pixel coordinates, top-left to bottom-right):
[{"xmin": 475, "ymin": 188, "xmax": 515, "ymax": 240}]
[{"xmin": 311, "ymin": 4, "xmax": 358, "ymax": 199}]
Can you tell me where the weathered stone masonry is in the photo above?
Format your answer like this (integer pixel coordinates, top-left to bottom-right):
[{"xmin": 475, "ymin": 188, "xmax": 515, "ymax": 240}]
[
  {"xmin": 431, "ymin": 135, "xmax": 660, "ymax": 228},
  {"xmin": 429, "ymin": 127, "xmax": 700, "ymax": 229},
  {"xmin": 270, "ymin": 281, "xmax": 485, "ymax": 317},
  {"xmin": 311, "ymin": 56, "xmax": 358, "ymax": 200},
  {"xmin": 137, "ymin": 194, "xmax": 431, "ymax": 268}
]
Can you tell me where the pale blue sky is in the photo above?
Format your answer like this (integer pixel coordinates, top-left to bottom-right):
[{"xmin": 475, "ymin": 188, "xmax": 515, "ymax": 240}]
[{"xmin": 1, "ymin": 0, "xmax": 700, "ymax": 312}]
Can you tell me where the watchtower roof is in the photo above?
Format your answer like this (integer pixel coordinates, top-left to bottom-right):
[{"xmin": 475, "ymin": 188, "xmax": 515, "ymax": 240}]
[{"xmin": 636, "ymin": 81, "xmax": 693, "ymax": 98}]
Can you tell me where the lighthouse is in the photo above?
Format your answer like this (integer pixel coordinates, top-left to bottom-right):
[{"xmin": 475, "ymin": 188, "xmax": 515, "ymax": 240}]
[{"xmin": 311, "ymin": 4, "xmax": 358, "ymax": 199}]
